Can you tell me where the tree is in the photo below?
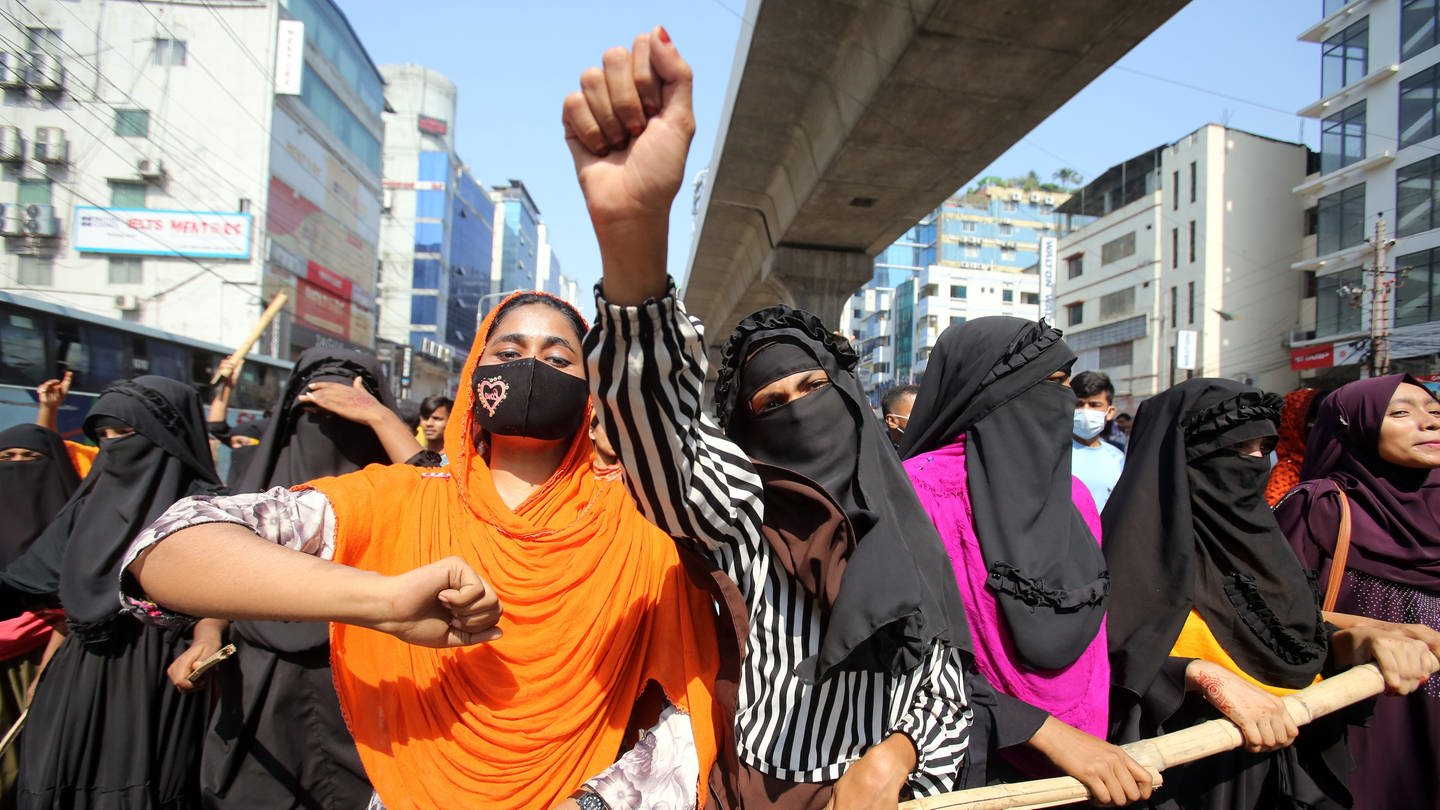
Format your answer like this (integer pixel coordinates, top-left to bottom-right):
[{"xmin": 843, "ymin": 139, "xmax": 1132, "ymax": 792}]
[{"xmin": 1053, "ymin": 168, "xmax": 1084, "ymax": 190}]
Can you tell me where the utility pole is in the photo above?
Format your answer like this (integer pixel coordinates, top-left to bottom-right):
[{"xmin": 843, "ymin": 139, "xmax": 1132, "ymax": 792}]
[{"xmin": 1343, "ymin": 216, "xmax": 1402, "ymax": 377}]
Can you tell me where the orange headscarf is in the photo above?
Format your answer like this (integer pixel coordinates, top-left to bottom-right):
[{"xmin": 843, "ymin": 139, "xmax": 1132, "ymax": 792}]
[
  {"xmin": 305, "ymin": 292, "xmax": 722, "ymax": 810},
  {"xmin": 1265, "ymin": 388, "xmax": 1320, "ymax": 506}
]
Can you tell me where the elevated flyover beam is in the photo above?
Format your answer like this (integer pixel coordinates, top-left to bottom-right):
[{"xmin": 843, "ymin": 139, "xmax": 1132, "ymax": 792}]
[{"xmin": 684, "ymin": 0, "xmax": 1190, "ymax": 343}]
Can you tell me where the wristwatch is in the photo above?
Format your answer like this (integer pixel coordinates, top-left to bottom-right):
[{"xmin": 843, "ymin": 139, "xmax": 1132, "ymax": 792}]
[{"xmin": 575, "ymin": 789, "xmax": 609, "ymax": 810}]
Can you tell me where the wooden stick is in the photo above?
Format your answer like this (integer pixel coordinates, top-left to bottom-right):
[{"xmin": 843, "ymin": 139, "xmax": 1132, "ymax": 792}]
[
  {"xmin": 211, "ymin": 291, "xmax": 287, "ymax": 383},
  {"xmin": 0, "ymin": 709, "xmax": 26, "ymax": 756},
  {"xmin": 900, "ymin": 663, "xmax": 1389, "ymax": 810}
]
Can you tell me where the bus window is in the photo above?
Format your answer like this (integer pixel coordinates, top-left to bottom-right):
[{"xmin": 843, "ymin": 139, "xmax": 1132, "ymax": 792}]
[
  {"xmin": 232, "ymin": 362, "xmax": 265, "ymax": 412},
  {"xmin": 55, "ymin": 320, "xmax": 90, "ymax": 388},
  {"xmin": 144, "ymin": 339, "xmax": 190, "ymax": 382},
  {"xmin": 78, "ymin": 326, "xmax": 128, "ymax": 388},
  {"xmin": 0, "ymin": 310, "xmax": 47, "ymax": 386}
]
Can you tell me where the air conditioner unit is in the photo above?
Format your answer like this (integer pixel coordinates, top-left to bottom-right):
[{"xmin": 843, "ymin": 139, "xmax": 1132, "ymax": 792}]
[
  {"xmin": 114, "ymin": 294, "xmax": 141, "ymax": 311},
  {"xmin": 23, "ymin": 204, "xmax": 60, "ymax": 238},
  {"xmin": 1010, "ymin": 192, "xmax": 1022, "ymax": 201},
  {"xmin": 1029, "ymin": 192, "xmax": 1042, "ymax": 203},
  {"xmin": 32, "ymin": 127, "xmax": 67, "ymax": 163},
  {"xmin": 136, "ymin": 157, "xmax": 166, "ymax": 180},
  {"xmin": 1044, "ymin": 195, "xmax": 1056, "ymax": 205},
  {"xmin": 0, "ymin": 203, "xmax": 24, "ymax": 236},
  {"xmin": 0, "ymin": 53, "xmax": 24, "ymax": 87},
  {"xmin": 0, "ymin": 126, "xmax": 23, "ymax": 162},
  {"xmin": 25, "ymin": 52, "xmax": 63, "ymax": 91}
]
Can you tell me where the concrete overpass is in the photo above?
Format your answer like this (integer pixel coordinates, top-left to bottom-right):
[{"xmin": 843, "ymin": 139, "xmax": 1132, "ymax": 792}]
[{"xmin": 682, "ymin": 0, "xmax": 1190, "ymax": 345}]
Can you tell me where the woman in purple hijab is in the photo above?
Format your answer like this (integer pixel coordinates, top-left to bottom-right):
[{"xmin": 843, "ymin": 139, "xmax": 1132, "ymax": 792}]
[{"xmin": 1275, "ymin": 374, "xmax": 1440, "ymax": 809}]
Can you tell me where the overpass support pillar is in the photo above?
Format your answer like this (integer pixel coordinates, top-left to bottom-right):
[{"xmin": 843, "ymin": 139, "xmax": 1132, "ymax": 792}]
[{"xmin": 765, "ymin": 246, "xmax": 873, "ymax": 330}]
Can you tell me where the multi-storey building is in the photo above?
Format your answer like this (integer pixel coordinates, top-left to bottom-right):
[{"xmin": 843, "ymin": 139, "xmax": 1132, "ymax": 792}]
[
  {"xmin": 1290, "ymin": 0, "xmax": 1440, "ymax": 383},
  {"xmin": 377, "ymin": 63, "xmax": 493, "ymax": 395},
  {"xmin": 1053, "ymin": 125, "xmax": 1311, "ymax": 411},
  {"xmin": 0, "ymin": 0, "xmax": 385, "ymax": 360},
  {"xmin": 845, "ymin": 184, "xmax": 1068, "ymax": 400}
]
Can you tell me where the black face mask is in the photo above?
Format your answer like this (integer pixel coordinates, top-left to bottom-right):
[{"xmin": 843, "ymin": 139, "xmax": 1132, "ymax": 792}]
[{"xmin": 471, "ymin": 358, "xmax": 589, "ymax": 441}]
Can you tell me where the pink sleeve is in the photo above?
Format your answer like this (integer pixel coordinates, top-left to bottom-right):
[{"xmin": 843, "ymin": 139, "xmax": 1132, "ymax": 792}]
[{"xmin": 1070, "ymin": 478, "xmax": 1103, "ymax": 546}]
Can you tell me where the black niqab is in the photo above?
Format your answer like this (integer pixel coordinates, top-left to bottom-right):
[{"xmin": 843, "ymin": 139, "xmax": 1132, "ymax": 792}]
[
  {"xmin": 1, "ymin": 376, "xmax": 220, "ymax": 631},
  {"xmin": 715, "ymin": 305, "xmax": 972, "ymax": 681},
  {"xmin": 0, "ymin": 424, "xmax": 81, "ymax": 567},
  {"xmin": 899, "ymin": 316, "xmax": 1108, "ymax": 671},
  {"xmin": 236, "ymin": 346, "xmax": 393, "ymax": 495},
  {"xmin": 1104, "ymin": 378, "xmax": 1327, "ymax": 705},
  {"xmin": 232, "ymin": 347, "xmax": 393, "ymax": 655}
]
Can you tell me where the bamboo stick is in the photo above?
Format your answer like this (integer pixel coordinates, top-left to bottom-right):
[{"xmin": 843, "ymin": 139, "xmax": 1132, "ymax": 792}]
[
  {"xmin": 0, "ymin": 708, "xmax": 26, "ymax": 755},
  {"xmin": 210, "ymin": 291, "xmax": 287, "ymax": 383},
  {"xmin": 900, "ymin": 663, "xmax": 1390, "ymax": 810}
]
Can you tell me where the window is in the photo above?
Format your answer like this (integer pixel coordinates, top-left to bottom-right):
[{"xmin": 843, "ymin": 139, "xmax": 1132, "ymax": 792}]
[
  {"xmin": 1021, "ymin": 291, "xmax": 1039, "ymax": 306},
  {"xmin": 1171, "ymin": 228, "xmax": 1179, "ymax": 269},
  {"xmin": 1001, "ymin": 248, "xmax": 1016, "ymax": 261},
  {"xmin": 1324, "ymin": 0, "xmax": 1348, "ymax": 15},
  {"xmin": 26, "ymin": 27, "xmax": 62, "ymax": 56},
  {"xmin": 1320, "ymin": 101, "xmax": 1366, "ymax": 173},
  {"xmin": 1172, "ymin": 170, "xmax": 1180, "ymax": 210},
  {"xmin": 109, "ymin": 181, "xmax": 147, "ymax": 209},
  {"xmin": 1065, "ymin": 302, "xmax": 1084, "ymax": 326},
  {"xmin": 1316, "ymin": 267, "xmax": 1364, "ymax": 337},
  {"xmin": 949, "ymin": 316, "xmax": 967, "ymax": 327},
  {"xmin": 0, "ymin": 310, "xmax": 47, "ymax": 386},
  {"xmin": 1100, "ymin": 287, "xmax": 1136, "ymax": 319},
  {"xmin": 1189, "ymin": 220, "xmax": 1197, "ymax": 263},
  {"xmin": 1190, "ymin": 162, "xmax": 1197, "ymax": 203},
  {"xmin": 1395, "ymin": 247, "xmax": 1440, "ymax": 326},
  {"xmin": 1302, "ymin": 269, "xmax": 1319, "ymax": 298},
  {"xmin": 108, "ymin": 257, "xmax": 142, "ymax": 285},
  {"xmin": 1305, "ymin": 206, "xmax": 1319, "ymax": 236},
  {"xmin": 964, "ymin": 246, "xmax": 980, "ymax": 258},
  {"xmin": 998, "ymin": 223, "xmax": 1014, "ymax": 236},
  {"xmin": 16, "ymin": 179, "xmax": 51, "ymax": 205},
  {"xmin": 1316, "ymin": 184, "xmax": 1366, "ymax": 254},
  {"xmin": 961, "ymin": 220, "xmax": 976, "ymax": 232},
  {"xmin": 1002, "ymin": 288, "xmax": 1014, "ymax": 303},
  {"xmin": 1397, "ymin": 154, "xmax": 1440, "ymax": 236},
  {"xmin": 1402, "ymin": 0, "xmax": 1439, "ymax": 62},
  {"xmin": 1066, "ymin": 254, "xmax": 1083, "ymax": 279},
  {"xmin": 299, "ymin": 65, "xmax": 382, "ymax": 174},
  {"xmin": 1098, "ymin": 342, "xmax": 1133, "ymax": 368},
  {"xmin": 1187, "ymin": 280, "xmax": 1196, "ymax": 325},
  {"xmin": 114, "ymin": 109, "xmax": 150, "ymax": 138},
  {"xmin": 410, "ymin": 295, "xmax": 439, "ymax": 326},
  {"xmin": 1171, "ymin": 285, "xmax": 1178, "ymax": 326},
  {"xmin": 921, "ymin": 283, "xmax": 939, "ymax": 297},
  {"xmin": 1002, "ymin": 201, "xmax": 1018, "ymax": 212},
  {"xmin": 152, "ymin": 38, "xmax": 186, "ymax": 66},
  {"xmin": 1399, "ymin": 65, "xmax": 1440, "ymax": 148},
  {"xmin": 950, "ymin": 285, "xmax": 967, "ymax": 299},
  {"xmin": 1101, "ymin": 231, "xmax": 1137, "ymax": 265},
  {"xmin": 411, "ymin": 258, "xmax": 441, "ymax": 289},
  {"xmin": 852, "ymin": 309, "xmax": 863, "ymax": 320},
  {"xmin": 17, "ymin": 256, "xmax": 53, "ymax": 286},
  {"xmin": 1322, "ymin": 18, "xmax": 1369, "ymax": 96}
]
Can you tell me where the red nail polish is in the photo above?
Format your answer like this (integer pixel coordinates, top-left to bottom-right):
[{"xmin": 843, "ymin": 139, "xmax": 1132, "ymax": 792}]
[
  {"xmin": 657, "ymin": 26, "xmax": 671, "ymax": 45},
  {"xmin": 630, "ymin": 123, "xmax": 645, "ymax": 136}
]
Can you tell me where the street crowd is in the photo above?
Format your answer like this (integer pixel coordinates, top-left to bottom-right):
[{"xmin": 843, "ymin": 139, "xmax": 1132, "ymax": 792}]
[{"xmin": 0, "ymin": 28, "xmax": 1438, "ymax": 810}]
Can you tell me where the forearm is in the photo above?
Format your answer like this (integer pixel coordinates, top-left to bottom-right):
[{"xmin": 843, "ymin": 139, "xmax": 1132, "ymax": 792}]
[
  {"xmin": 129, "ymin": 523, "xmax": 390, "ymax": 627},
  {"xmin": 35, "ymin": 404, "xmax": 57, "ymax": 431},
  {"xmin": 366, "ymin": 409, "xmax": 426, "ymax": 465},
  {"xmin": 594, "ymin": 216, "xmax": 670, "ymax": 305},
  {"xmin": 192, "ymin": 617, "xmax": 229, "ymax": 645}
]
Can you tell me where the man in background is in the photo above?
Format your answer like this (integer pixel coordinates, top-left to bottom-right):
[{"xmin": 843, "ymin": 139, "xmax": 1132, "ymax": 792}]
[
  {"xmin": 1068, "ymin": 371, "xmax": 1126, "ymax": 511},
  {"xmin": 882, "ymin": 384, "xmax": 919, "ymax": 450}
]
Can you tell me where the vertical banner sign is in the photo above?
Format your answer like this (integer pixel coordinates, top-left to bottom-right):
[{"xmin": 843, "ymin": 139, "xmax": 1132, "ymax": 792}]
[
  {"xmin": 1037, "ymin": 236, "xmax": 1057, "ymax": 322},
  {"xmin": 274, "ymin": 20, "xmax": 305, "ymax": 95},
  {"xmin": 1176, "ymin": 329, "xmax": 1199, "ymax": 370}
]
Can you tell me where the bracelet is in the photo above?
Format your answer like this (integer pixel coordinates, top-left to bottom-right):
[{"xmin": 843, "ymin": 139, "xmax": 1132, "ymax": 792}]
[{"xmin": 574, "ymin": 789, "xmax": 609, "ymax": 810}]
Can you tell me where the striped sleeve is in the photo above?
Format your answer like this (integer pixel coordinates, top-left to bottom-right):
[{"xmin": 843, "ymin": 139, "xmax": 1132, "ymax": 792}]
[
  {"xmin": 888, "ymin": 642, "xmax": 972, "ymax": 796},
  {"xmin": 584, "ymin": 283, "xmax": 765, "ymax": 557}
]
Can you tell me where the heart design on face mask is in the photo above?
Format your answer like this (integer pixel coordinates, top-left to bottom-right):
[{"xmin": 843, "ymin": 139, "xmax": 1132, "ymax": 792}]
[{"xmin": 476, "ymin": 376, "xmax": 510, "ymax": 418}]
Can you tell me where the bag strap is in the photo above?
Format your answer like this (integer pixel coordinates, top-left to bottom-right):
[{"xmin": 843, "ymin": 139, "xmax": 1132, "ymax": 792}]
[{"xmin": 1322, "ymin": 483, "xmax": 1352, "ymax": 613}]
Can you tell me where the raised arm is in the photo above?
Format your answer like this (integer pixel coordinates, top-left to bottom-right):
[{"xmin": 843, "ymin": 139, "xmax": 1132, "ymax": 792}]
[
  {"xmin": 569, "ymin": 29, "xmax": 765, "ymax": 559},
  {"xmin": 35, "ymin": 371, "xmax": 71, "ymax": 432},
  {"xmin": 123, "ymin": 488, "xmax": 499, "ymax": 648}
]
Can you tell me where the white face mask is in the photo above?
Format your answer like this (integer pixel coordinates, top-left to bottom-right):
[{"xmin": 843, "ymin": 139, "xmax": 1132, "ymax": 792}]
[
  {"xmin": 1073, "ymin": 408, "xmax": 1108, "ymax": 440},
  {"xmin": 885, "ymin": 414, "xmax": 908, "ymax": 435}
]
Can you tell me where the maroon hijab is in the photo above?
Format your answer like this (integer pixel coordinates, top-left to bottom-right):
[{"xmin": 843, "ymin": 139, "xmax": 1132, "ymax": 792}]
[{"xmin": 1288, "ymin": 374, "xmax": 1439, "ymax": 588}]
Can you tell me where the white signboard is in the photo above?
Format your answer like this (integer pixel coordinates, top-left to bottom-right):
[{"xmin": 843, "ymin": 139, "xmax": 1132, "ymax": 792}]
[
  {"xmin": 274, "ymin": 20, "xmax": 305, "ymax": 95},
  {"xmin": 1037, "ymin": 236, "xmax": 1057, "ymax": 322},
  {"xmin": 74, "ymin": 207, "xmax": 252, "ymax": 259},
  {"xmin": 1176, "ymin": 329, "xmax": 1199, "ymax": 370}
]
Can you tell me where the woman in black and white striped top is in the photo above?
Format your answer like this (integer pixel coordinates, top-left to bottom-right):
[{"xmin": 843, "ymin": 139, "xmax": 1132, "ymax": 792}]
[{"xmin": 567, "ymin": 28, "xmax": 974, "ymax": 807}]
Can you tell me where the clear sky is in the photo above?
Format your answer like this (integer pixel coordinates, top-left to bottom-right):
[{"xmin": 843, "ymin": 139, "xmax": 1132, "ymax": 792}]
[{"xmin": 338, "ymin": 0, "xmax": 1322, "ymax": 313}]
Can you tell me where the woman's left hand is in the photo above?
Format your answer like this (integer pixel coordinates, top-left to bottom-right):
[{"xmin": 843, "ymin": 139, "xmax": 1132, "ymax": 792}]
[{"xmin": 824, "ymin": 733, "xmax": 915, "ymax": 810}]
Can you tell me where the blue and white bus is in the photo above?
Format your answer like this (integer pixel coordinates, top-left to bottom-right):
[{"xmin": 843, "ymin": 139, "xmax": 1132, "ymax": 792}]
[{"xmin": 0, "ymin": 291, "xmax": 291, "ymax": 442}]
